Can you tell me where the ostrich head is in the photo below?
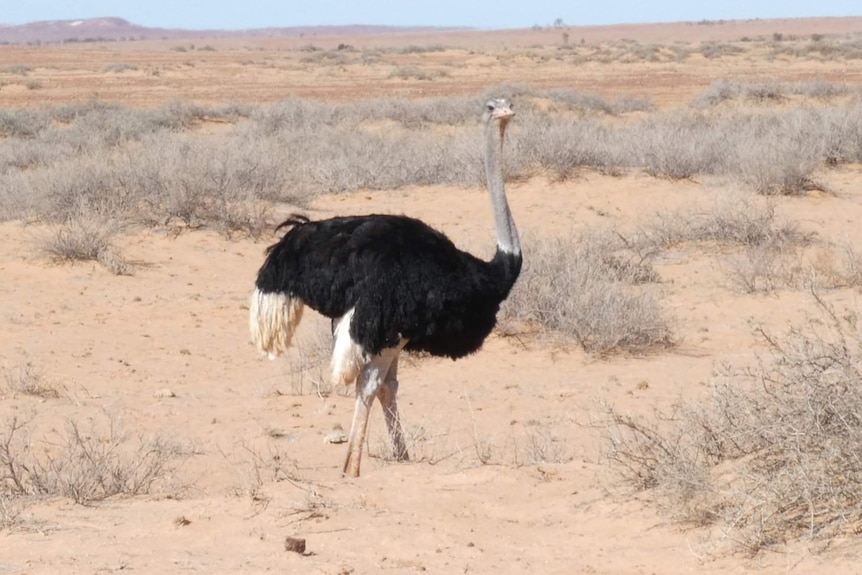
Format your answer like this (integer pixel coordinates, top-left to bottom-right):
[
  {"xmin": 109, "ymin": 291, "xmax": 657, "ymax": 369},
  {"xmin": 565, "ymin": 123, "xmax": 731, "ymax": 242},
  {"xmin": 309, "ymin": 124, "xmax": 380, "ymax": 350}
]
[{"xmin": 483, "ymin": 98, "xmax": 514, "ymax": 134}]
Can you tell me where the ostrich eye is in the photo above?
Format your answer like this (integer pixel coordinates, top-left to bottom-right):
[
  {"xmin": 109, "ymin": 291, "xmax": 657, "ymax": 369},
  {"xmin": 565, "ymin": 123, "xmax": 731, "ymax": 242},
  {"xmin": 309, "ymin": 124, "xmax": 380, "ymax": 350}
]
[{"xmin": 486, "ymin": 103, "xmax": 495, "ymax": 111}]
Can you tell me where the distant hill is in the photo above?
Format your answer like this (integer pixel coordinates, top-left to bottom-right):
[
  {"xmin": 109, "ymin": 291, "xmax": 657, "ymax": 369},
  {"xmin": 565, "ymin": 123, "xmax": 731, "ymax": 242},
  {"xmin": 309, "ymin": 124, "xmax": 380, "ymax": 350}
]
[
  {"xmin": 0, "ymin": 17, "xmax": 465, "ymax": 44},
  {"xmin": 1, "ymin": 15, "xmax": 861, "ymax": 48}
]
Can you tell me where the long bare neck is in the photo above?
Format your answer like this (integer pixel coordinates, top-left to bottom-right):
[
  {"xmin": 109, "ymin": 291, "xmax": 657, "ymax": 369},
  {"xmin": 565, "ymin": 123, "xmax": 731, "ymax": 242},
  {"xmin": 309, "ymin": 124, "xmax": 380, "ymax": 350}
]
[{"xmin": 484, "ymin": 121, "xmax": 520, "ymax": 256}]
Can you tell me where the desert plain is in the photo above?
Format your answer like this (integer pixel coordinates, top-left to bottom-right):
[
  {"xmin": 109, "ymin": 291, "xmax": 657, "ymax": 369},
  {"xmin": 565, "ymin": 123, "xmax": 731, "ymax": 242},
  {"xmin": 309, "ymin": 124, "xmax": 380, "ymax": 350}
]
[{"xmin": 3, "ymin": 16, "xmax": 862, "ymax": 574}]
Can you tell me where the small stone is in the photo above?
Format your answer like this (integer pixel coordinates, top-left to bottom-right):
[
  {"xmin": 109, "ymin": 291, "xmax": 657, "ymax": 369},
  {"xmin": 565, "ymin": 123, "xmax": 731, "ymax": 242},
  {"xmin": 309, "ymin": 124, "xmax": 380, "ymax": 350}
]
[
  {"xmin": 154, "ymin": 388, "xmax": 176, "ymax": 398},
  {"xmin": 324, "ymin": 431, "xmax": 348, "ymax": 444},
  {"xmin": 284, "ymin": 536, "xmax": 306, "ymax": 554}
]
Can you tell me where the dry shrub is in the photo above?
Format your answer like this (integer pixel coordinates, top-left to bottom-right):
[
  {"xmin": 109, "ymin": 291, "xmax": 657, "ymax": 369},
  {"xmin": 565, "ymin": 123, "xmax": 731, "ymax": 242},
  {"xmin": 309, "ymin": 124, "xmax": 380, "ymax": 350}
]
[
  {"xmin": 632, "ymin": 198, "xmax": 806, "ymax": 294},
  {"xmin": 127, "ymin": 134, "xmax": 281, "ymax": 236},
  {"xmin": 624, "ymin": 105, "xmax": 859, "ymax": 193},
  {"xmin": 725, "ymin": 240, "xmax": 801, "ymax": 293},
  {"xmin": 539, "ymin": 88, "xmax": 654, "ymax": 115},
  {"xmin": 518, "ymin": 425, "xmax": 570, "ymax": 465},
  {"xmin": 501, "ymin": 232, "xmax": 671, "ymax": 354},
  {"xmin": 367, "ymin": 420, "xmax": 455, "ymax": 467},
  {"xmin": 0, "ymin": 493, "xmax": 23, "ymax": 530},
  {"xmin": 727, "ymin": 238, "xmax": 862, "ymax": 295},
  {"xmin": 280, "ymin": 320, "xmax": 340, "ymax": 397},
  {"xmin": 515, "ymin": 116, "xmax": 628, "ymax": 180},
  {"xmin": 697, "ymin": 42, "xmax": 746, "ymax": 60},
  {"xmin": 624, "ymin": 108, "xmax": 829, "ymax": 194},
  {"xmin": 637, "ymin": 195, "xmax": 800, "ymax": 250},
  {"xmin": 0, "ymin": 108, "xmax": 50, "ymax": 138},
  {"xmin": 0, "ymin": 416, "xmax": 190, "ymax": 505},
  {"xmin": 731, "ymin": 114, "xmax": 825, "ymax": 195},
  {"xmin": 393, "ymin": 44, "xmax": 448, "ymax": 54},
  {"xmin": 0, "ymin": 65, "xmax": 31, "ymax": 76},
  {"xmin": 3, "ymin": 362, "xmax": 62, "ymax": 399},
  {"xmin": 820, "ymin": 103, "xmax": 862, "ymax": 164},
  {"xmin": 603, "ymin": 300, "xmax": 862, "ymax": 551},
  {"xmin": 24, "ymin": 153, "xmax": 140, "ymax": 223},
  {"xmin": 235, "ymin": 440, "xmax": 304, "ymax": 490},
  {"xmin": 637, "ymin": 197, "xmax": 859, "ymax": 295},
  {"xmin": 691, "ymin": 80, "xmax": 740, "ymax": 107},
  {"xmin": 4, "ymin": 94, "xmax": 862, "ymax": 233},
  {"xmin": 101, "ymin": 62, "xmax": 138, "ymax": 73},
  {"xmin": 388, "ymin": 66, "xmax": 446, "ymax": 81},
  {"xmin": 223, "ymin": 439, "xmax": 311, "ymax": 505},
  {"xmin": 829, "ymin": 242, "xmax": 862, "ymax": 288},
  {"xmin": 39, "ymin": 205, "xmax": 130, "ymax": 275},
  {"xmin": 769, "ymin": 35, "xmax": 862, "ymax": 61},
  {"xmin": 690, "ymin": 79, "xmax": 839, "ymax": 107},
  {"xmin": 300, "ymin": 50, "xmax": 350, "ymax": 65},
  {"xmin": 635, "ymin": 112, "xmax": 728, "ymax": 179}
]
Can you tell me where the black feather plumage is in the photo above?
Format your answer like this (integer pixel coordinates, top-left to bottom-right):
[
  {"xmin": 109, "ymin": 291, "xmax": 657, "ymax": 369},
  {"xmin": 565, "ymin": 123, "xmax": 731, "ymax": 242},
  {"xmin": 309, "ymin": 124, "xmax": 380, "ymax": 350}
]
[{"xmin": 255, "ymin": 213, "xmax": 522, "ymax": 359}]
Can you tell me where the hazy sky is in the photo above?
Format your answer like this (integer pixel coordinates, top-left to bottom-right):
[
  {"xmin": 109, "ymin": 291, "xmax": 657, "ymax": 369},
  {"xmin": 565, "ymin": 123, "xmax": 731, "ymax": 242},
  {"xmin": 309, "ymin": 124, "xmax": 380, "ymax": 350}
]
[{"xmin": 2, "ymin": 0, "xmax": 859, "ymax": 30}]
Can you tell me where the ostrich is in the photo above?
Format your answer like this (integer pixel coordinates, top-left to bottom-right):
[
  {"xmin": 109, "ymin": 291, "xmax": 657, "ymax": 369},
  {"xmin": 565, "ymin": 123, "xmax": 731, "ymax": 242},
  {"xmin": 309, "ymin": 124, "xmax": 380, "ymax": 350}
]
[{"xmin": 250, "ymin": 98, "xmax": 521, "ymax": 477}]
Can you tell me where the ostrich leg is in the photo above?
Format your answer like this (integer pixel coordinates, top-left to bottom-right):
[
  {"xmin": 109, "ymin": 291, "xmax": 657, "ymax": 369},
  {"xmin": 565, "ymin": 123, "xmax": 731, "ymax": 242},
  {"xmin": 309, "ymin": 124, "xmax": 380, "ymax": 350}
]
[
  {"xmin": 342, "ymin": 344, "xmax": 403, "ymax": 477},
  {"xmin": 378, "ymin": 354, "xmax": 409, "ymax": 461}
]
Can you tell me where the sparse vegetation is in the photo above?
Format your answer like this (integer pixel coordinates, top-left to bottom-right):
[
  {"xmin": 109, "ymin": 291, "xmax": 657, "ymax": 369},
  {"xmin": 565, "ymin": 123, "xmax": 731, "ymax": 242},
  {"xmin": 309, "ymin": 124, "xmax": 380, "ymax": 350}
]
[
  {"xmin": 519, "ymin": 426, "xmax": 569, "ymax": 464},
  {"xmin": 0, "ymin": 493, "xmax": 22, "ymax": 529},
  {"xmin": 0, "ymin": 416, "xmax": 190, "ymax": 505},
  {"xmin": 280, "ymin": 320, "xmax": 339, "ymax": 397},
  {"xmin": 101, "ymin": 62, "xmax": 138, "ymax": 73},
  {"xmin": 697, "ymin": 41, "xmax": 745, "ymax": 59},
  {"xmin": 602, "ymin": 299, "xmax": 862, "ymax": 552},
  {"xmin": 501, "ymin": 231, "xmax": 671, "ymax": 354},
  {"xmin": 3, "ymin": 20, "xmax": 862, "ymax": 572},
  {"xmin": 3, "ymin": 91, "xmax": 861, "ymax": 236},
  {"xmin": 300, "ymin": 50, "xmax": 350, "ymax": 65},
  {"xmin": 0, "ymin": 65, "xmax": 31, "ymax": 76},
  {"xmin": 3, "ymin": 362, "xmax": 61, "ymax": 399},
  {"xmin": 636, "ymin": 195, "xmax": 799, "ymax": 249},
  {"xmin": 388, "ymin": 66, "xmax": 449, "ymax": 81},
  {"xmin": 693, "ymin": 79, "xmax": 850, "ymax": 107},
  {"xmin": 392, "ymin": 44, "xmax": 448, "ymax": 54},
  {"xmin": 39, "ymin": 207, "xmax": 130, "ymax": 275},
  {"xmin": 225, "ymin": 439, "xmax": 308, "ymax": 504}
]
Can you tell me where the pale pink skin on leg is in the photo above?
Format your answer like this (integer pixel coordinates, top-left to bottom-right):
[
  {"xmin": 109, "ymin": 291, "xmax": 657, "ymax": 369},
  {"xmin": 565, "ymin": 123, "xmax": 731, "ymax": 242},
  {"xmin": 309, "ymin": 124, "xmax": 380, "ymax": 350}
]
[
  {"xmin": 342, "ymin": 341, "xmax": 407, "ymax": 478},
  {"xmin": 378, "ymin": 355, "xmax": 409, "ymax": 462}
]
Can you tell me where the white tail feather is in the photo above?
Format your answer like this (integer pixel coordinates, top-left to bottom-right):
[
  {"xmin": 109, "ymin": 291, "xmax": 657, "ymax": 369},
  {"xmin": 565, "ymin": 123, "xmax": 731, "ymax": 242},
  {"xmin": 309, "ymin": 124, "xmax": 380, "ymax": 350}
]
[
  {"xmin": 331, "ymin": 308, "xmax": 365, "ymax": 384},
  {"xmin": 249, "ymin": 288, "xmax": 304, "ymax": 358}
]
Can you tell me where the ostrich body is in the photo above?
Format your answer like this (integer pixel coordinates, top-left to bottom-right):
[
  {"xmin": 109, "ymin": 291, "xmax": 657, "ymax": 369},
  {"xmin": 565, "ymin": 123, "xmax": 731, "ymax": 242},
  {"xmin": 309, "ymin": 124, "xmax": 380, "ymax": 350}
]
[{"xmin": 250, "ymin": 99, "xmax": 521, "ymax": 477}]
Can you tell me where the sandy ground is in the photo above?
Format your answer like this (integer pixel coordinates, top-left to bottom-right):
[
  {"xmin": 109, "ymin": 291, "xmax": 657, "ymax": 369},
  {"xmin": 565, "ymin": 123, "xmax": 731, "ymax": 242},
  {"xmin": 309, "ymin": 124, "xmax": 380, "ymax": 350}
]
[
  {"xmin": 4, "ymin": 19, "xmax": 862, "ymax": 574},
  {"xmin": 3, "ymin": 172, "xmax": 862, "ymax": 573}
]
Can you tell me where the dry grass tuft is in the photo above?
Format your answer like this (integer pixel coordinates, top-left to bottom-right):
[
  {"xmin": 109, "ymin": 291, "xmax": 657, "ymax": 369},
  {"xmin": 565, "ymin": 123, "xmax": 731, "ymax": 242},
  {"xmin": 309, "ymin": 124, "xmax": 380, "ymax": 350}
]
[
  {"xmin": 501, "ymin": 231, "xmax": 671, "ymax": 354},
  {"xmin": 39, "ymin": 210, "xmax": 130, "ymax": 275},
  {"xmin": 518, "ymin": 425, "xmax": 570, "ymax": 465},
  {"xmin": 225, "ymin": 440, "xmax": 310, "ymax": 506},
  {"xmin": 636, "ymin": 195, "xmax": 801, "ymax": 250},
  {"xmin": 693, "ymin": 79, "xmax": 850, "ymax": 107},
  {"xmin": 0, "ymin": 416, "xmax": 191, "ymax": 505},
  {"xmin": 279, "ymin": 320, "xmax": 340, "ymax": 397},
  {"xmin": 602, "ymin": 296, "xmax": 862, "ymax": 552},
  {"xmin": 0, "ymin": 493, "xmax": 23, "ymax": 530},
  {"xmin": 2, "ymin": 94, "xmax": 862, "ymax": 235},
  {"xmin": 724, "ymin": 239, "xmax": 807, "ymax": 293},
  {"xmin": 3, "ymin": 362, "xmax": 62, "ymax": 399}
]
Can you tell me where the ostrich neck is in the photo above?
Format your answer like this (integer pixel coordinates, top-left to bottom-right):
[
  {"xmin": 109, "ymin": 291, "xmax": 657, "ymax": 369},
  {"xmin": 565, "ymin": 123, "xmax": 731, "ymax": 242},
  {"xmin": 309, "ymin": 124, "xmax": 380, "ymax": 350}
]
[{"xmin": 484, "ymin": 123, "xmax": 520, "ymax": 256}]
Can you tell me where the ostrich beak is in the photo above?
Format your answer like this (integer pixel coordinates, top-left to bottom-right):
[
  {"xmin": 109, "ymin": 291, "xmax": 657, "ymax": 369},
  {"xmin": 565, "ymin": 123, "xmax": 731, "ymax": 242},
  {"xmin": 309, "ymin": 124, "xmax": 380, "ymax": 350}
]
[
  {"xmin": 491, "ymin": 106, "xmax": 514, "ymax": 121},
  {"xmin": 493, "ymin": 105, "xmax": 514, "ymax": 136}
]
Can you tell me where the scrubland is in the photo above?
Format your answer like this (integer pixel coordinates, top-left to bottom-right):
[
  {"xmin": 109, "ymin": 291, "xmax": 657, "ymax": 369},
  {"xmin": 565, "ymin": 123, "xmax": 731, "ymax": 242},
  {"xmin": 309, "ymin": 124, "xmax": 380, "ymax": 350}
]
[{"xmin": 3, "ymin": 23, "xmax": 862, "ymax": 573}]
